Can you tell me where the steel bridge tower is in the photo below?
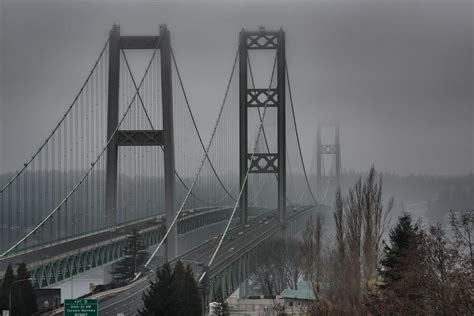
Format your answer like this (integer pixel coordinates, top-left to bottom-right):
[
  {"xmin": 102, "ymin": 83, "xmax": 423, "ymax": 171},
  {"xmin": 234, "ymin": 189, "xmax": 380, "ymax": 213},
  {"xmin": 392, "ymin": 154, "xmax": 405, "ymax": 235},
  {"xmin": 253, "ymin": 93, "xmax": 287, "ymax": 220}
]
[
  {"xmin": 105, "ymin": 25, "xmax": 177, "ymax": 260},
  {"xmin": 316, "ymin": 121, "xmax": 341, "ymax": 199},
  {"xmin": 239, "ymin": 28, "xmax": 286, "ymax": 225}
]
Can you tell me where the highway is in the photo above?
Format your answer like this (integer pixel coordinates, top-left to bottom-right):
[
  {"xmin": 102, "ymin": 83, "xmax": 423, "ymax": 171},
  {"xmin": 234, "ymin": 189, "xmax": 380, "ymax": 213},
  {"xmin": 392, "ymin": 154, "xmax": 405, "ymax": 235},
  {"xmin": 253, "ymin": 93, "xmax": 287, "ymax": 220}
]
[
  {"xmin": 0, "ymin": 206, "xmax": 231, "ymax": 273},
  {"xmin": 90, "ymin": 205, "xmax": 315, "ymax": 315},
  {"xmin": 0, "ymin": 217, "xmax": 163, "ymax": 272}
]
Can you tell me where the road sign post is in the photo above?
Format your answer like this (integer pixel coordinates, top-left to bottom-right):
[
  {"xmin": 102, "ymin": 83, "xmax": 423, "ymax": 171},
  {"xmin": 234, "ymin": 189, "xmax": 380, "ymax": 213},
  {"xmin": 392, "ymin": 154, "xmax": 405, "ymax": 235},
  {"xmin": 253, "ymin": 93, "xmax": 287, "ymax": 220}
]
[{"xmin": 64, "ymin": 299, "xmax": 98, "ymax": 316}]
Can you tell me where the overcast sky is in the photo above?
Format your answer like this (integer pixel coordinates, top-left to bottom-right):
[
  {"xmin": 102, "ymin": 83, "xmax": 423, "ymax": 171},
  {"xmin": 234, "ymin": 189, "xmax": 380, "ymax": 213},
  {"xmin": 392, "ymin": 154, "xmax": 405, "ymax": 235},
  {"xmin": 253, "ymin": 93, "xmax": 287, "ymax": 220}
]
[{"xmin": 0, "ymin": 0, "xmax": 472, "ymax": 176}]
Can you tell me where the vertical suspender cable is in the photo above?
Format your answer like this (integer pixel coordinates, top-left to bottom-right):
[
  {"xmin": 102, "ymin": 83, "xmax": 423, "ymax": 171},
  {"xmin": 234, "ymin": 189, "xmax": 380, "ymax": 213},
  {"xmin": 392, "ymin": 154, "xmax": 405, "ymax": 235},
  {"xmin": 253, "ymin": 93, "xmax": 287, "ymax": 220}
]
[{"xmin": 141, "ymin": 40, "xmax": 240, "ymax": 270}]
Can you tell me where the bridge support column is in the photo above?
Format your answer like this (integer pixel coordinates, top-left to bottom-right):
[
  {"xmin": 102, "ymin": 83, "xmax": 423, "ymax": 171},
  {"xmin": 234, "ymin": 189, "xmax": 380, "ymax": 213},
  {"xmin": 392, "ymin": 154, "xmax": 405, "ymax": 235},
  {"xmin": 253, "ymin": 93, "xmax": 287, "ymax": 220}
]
[
  {"xmin": 239, "ymin": 28, "xmax": 286, "ymax": 225},
  {"xmin": 239, "ymin": 280, "xmax": 248, "ymax": 299},
  {"xmin": 105, "ymin": 25, "xmax": 121, "ymax": 227},
  {"xmin": 277, "ymin": 30, "xmax": 286, "ymax": 226},
  {"xmin": 160, "ymin": 25, "xmax": 177, "ymax": 261},
  {"xmin": 104, "ymin": 24, "xmax": 177, "ymax": 260},
  {"xmin": 239, "ymin": 30, "xmax": 248, "ymax": 225}
]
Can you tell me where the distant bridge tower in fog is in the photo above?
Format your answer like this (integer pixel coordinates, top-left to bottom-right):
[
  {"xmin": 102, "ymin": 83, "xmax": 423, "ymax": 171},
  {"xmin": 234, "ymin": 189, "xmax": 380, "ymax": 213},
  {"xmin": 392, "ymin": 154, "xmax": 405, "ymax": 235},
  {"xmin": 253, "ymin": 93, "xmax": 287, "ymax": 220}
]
[{"xmin": 316, "ymin": 121, "xmax": 341, "ymax": 201}]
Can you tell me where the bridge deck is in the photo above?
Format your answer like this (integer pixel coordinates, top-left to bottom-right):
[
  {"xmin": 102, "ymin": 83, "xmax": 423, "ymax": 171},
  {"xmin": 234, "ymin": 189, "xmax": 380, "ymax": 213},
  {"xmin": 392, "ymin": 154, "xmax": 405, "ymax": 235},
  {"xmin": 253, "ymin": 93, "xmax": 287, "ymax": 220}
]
[
  {"xmin": 86, "ymin": 206, "xmax": 312, "ymax": 316},
  {"xmin": 0, "ymin": 217, "xmax": 162, "ymax": 272},
  {"xmin": 0, "ymin": 206, "xmax": 241, "ymax": 274}
]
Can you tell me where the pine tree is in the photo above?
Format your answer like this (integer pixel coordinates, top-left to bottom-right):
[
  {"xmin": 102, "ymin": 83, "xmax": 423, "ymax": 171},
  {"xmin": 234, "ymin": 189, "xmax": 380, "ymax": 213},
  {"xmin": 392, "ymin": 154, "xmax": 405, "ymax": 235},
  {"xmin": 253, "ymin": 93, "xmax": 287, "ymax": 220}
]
[
  {"xmin": 14, "ymin": 263, "xmax": 37, "ymax": 316},
  {"xmin": 0, "ymin": 264, "xmax": 15, "ymax": 311},
  {"xmin": 376, "ymin": 214, "xmax": 427, "ymax": 314},
  {"xmin": 139, "ymin": 261, "xmax": 202, "ymax": 315},
  {"xmin": 112, "ymin": 229, "xmax": 149, "ymax": 285},
  {"xmin": 380, "ymin": 214, "xmax": 421, "ymax": 284},
  {"xmin": 139, "ymin": 263, "xmax": 177, "ymax": 315},
  {"xmin": 173, "ymin": 260, "xmax": 186, "ymax": 290},
  {"xmin": 181, "ymin": 264, "xmax": 201, "ymax": 315}
]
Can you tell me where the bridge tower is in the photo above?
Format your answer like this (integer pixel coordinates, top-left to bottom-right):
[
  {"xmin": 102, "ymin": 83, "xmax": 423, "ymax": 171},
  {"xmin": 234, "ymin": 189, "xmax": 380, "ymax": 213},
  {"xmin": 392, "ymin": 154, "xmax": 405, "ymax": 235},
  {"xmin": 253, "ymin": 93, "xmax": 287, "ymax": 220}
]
[
  {"xmin": 316, "ymin": 121, "xmax": 341, "ymax": 200},
  {"xmin": 105, "ymin": 25, "xmax": 177, "ymax": 260},
  {"xmin": 239, "ymin": 28, "xmax": 286, "ymax": 225}
]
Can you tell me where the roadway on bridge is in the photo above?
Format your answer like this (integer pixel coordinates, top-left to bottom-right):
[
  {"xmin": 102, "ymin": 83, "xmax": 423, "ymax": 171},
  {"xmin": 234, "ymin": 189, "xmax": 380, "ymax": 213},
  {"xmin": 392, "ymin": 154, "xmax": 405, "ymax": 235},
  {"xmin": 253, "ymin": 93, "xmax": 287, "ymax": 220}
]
[
  {"xmin": 0, "ymin": 217, "xmax": 163, "ymax": 272},
  {"xmin": 94, "ymin": 205, "xmax": 315, "ymax": 316},
  {"xmin": 0, "ymin": 206, "xmax": 232, "ymax": 273}
]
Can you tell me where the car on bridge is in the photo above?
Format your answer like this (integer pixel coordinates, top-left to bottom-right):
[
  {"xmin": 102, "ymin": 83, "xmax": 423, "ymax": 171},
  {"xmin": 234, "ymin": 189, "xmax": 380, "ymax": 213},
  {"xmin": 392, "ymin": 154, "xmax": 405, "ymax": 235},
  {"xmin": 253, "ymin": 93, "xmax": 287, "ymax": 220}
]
[{"xmin": 155, "ymin": 215, "xmax": 165, "ymax": 223}]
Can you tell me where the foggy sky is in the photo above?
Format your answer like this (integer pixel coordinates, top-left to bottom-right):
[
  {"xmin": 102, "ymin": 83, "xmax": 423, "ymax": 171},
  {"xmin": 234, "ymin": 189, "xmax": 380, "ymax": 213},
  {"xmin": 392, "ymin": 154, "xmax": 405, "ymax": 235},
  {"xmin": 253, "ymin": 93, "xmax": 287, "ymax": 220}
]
[{"xmin": 0, "ymin": 0, "xmax": 472, "ymax": 176}]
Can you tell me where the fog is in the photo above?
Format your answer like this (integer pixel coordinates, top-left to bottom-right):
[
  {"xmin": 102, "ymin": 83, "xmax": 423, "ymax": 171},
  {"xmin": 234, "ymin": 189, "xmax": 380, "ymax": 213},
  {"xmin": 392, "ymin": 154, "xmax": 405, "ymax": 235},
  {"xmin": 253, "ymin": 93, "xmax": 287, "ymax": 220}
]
[{"xmin": 0, "ymin": 0, "xmax": 472, "ymax": 176}]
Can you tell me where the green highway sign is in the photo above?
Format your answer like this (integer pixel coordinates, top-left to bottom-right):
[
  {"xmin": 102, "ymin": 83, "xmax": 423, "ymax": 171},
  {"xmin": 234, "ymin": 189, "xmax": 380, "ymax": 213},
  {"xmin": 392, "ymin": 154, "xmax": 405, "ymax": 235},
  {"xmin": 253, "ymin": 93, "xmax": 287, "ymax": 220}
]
[{"xmin": 64, "ymin": 299, "xmax": 98, "ymax": 316}]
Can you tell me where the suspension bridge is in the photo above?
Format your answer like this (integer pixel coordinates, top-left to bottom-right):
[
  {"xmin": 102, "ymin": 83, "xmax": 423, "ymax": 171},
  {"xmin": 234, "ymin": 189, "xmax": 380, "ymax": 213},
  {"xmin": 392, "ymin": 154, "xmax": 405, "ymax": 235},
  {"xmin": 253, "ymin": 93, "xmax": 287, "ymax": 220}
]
[{"xmin": 0, "ymin": 25, "xmax": 342, "ymax": 309}]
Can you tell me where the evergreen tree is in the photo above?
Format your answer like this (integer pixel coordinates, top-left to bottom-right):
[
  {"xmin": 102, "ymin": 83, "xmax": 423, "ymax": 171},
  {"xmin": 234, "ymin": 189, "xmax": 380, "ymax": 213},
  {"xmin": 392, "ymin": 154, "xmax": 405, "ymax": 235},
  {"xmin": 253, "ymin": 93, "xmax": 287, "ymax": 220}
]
[
  {"xmin": 139, "ymin": 263, "xmax": 177, "ymax": 315},
  {"xmin": 171, "ymin": 260, "xmax": 200, "ymax": 315},
  {"xmin": 173, "ymin": 260, "xmax": 186, "ymax": 290},
  {"xmin": 0, "ymin": 264, "xmax": 15, "ymax": 311},
  {"xmin": 14, "ymin": 263, "xmax": 37, "ymax": 316},
  {"xmin": 369, "ymin": 214, "xmax": 473, "ymax": 314},
  {"xmin": 181, "ymin": 264, "xmax": 201, "ymax": 315},
  {"xmin": 375, "ymin": 214, "xmax": 427, "ymax": 314},
  {"xmin": 380, "ymin": 213, "xmax": 422, "ymax": 284},
  {"xmin": 112, "ymin": 229, "xmax": 148, "ymax": 284},
  {"xmin": 140, "ymin": 261, "xmax": 202, "ymax": 316}
]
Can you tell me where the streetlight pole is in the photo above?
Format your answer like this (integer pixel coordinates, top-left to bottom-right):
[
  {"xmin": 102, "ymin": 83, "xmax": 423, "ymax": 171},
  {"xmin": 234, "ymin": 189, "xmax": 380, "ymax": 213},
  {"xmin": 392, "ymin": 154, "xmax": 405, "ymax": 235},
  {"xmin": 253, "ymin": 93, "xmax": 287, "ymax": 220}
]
[{"xmin": 9, "ymin": 278, "xmax": 33, "ymax": 315}]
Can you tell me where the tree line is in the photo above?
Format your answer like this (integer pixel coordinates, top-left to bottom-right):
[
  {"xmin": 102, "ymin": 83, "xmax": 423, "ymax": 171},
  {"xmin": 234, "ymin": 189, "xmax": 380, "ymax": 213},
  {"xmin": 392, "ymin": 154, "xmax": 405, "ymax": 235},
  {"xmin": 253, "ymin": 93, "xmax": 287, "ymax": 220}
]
[{"xmin": 303, "ymin": 167, "xmax": 473, "ymax": 314}]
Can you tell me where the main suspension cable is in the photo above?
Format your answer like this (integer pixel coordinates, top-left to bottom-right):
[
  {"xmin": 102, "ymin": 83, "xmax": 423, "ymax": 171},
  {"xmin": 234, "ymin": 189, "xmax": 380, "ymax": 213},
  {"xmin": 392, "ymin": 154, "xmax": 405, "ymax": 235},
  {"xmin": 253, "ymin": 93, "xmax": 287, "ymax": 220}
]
[
  {"xmin": 171, "ymin": 47, "xmax": 237, "ymax": 202},
  {"xmin": 142, "ymin": 38, "xmax": 241, "ymax": 270},
  {"xmin": 247, "ymin": 46, "xmax": 297, "ymax": 206},
  {"xmin": 246, "ymin": 59, "xmax": 274, "ymax": 205},
  {"xmin": 121, "ymin": 51, "xmax": 214, "ymax": 206},
  {"xmin": 0, "ymin": 39, "xmax": 110, "ymax": 193},
  {"xmin": 0, "ymin": 36, "xmax": 161, "ymax": 258},
  {"xmin": 203, "ymin": 31, "xmax": 282, "ymax": 276},
  {"xmin": 285, "ymin": 59, "xmax": 318, "ymax": 205}
]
